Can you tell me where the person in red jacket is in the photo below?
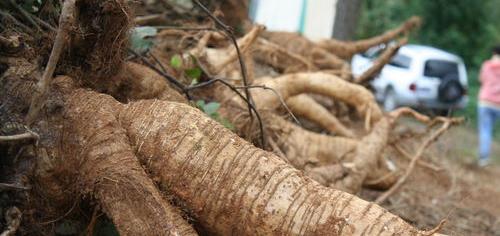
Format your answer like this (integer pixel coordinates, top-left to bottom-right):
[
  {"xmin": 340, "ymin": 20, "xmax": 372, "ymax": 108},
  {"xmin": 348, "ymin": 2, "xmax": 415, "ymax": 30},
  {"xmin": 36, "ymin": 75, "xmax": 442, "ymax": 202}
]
[{"xmin": 478, "ymin": 45, "xmax": 500, "ymax": 166}]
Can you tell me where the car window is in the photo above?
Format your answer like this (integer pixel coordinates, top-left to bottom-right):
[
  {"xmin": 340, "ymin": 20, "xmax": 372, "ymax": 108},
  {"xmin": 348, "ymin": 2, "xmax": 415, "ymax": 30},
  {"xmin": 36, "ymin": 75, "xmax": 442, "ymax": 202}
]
[
  {"xmin": 389, "ymin": 54, "xmax": 412, "ymax": 69},
  {"xmin": 362, "ymin": 46, "xmax": 384, "ymax": 59},
  {"xmin": 423, "ymin": 60, "xmax": 459, "ymax": 78}
]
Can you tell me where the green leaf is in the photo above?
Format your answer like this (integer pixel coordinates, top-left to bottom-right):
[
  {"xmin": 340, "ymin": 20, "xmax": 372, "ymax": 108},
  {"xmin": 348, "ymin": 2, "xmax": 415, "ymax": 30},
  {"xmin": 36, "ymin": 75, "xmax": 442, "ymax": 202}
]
[
  {"xmin": 170, "ymin": 54, "xmax": 183, "ymax": 69},
  {"xmin": 195, "ymin": 100, "xmax": 205, "ymax": 109},
  {"xmin": 130, "ymin": 27, "xmax": 157, "ymax": 54},
  {"xmin": 203, "ymin": 102, "xmax": 220, "ymax": 116},
  {"xmin": 185, "ymin": 68, "xmax": 202, "ymax": 79}
]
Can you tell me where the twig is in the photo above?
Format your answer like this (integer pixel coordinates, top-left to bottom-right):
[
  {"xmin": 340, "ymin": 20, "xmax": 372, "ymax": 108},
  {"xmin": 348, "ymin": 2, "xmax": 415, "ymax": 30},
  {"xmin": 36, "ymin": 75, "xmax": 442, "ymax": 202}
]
[
  {"xmin": 29, "ymin": 12, "xmax": 57, "ymax": 32},
  {"xmin": 154, "ymin": 26, "xmax": 217, "ymax": 31},
  {"xmin": 25, "ymin": 0, "xmax": 76, "ymax": 125},
  {"xmin": 8, "ymin": 0, "xmax": 42, "ymax": 32},
  {"xmin": 0, "ymin": 183, "xmax": 30, "ymax": 191},
  {"xmin": 84, "ymin": 207, "xmax": 100, "ymax": 236},
  {"xmin": 0, "ymin": 131, "xmax": 38, "ymax": 143},
  {"xmin": 0, "ymin": 10, "xmax": 33, "ymax": 33},
  {"xmin": 375, "ymin": 119, "xmax": 457, "ymax": 204},
  {"xmin": 236, "ymin": 85, "xmax": 301, "ymax": 126},
  {"xmin": 193, "ymin": 0, "xmax": 256, "ymax": 130},
  {"xmin": 148, "ymin": 51, "xmax": 168, "ymax": 74},
  {"xmin": 393, "ymin": 144, "xmax": 443, "ymax": 172},
  {"xmin": 128, "ymin": 49, "xmax": 190, "ymax": 98},
  {"xmin": 40, "ymin": 199, "xmax": 78, "ymax": 225},
  {"xmin": 134, "ymin": 13, "xmax": 165, "ymax": 25},
  {"xmin": 420, "ymin": 219, "xmax": 447, "ymax": 236}
]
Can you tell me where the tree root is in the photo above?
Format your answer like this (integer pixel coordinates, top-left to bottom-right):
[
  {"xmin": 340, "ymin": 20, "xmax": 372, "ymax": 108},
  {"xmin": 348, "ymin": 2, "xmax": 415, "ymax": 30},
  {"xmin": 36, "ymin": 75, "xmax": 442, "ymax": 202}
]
[
  {"xmin": 114, "ymin": 94, "xmax": 422, "ymax": 235},
  {"xmin": 262, "ymin": 31, "xmax": 350, "ymax": 72},
  {"xmin": 317, "ymin": 16, "xmax": 421, "ymax": 60},
  {"xmin": 191, "ymin": 25, "xmax": 265, "ymax": 78},
  {"xmin": 375, "ymin": 117, "xmax": 462, "ymax": 204},
  {"xmin": 55, "ymin": 84, "xmax": 197, "ymax": 235},
  {"xmin": 354, "ymin": 38, "xmax": 407, "ymax": 84},
  {"xmin": 285, "ymin": 94, "xmax": 355, "ymax": 137},
  {"xmin": 250, "ymin": 73, "xmax": 382, "ymax": 121},
  {"xmin": 253, "ymin": 38, "xmax": 317, "ymax": 73},
  {"xmin": 0, "ymin": 131, "xmax": 38, "ymax": 143}
]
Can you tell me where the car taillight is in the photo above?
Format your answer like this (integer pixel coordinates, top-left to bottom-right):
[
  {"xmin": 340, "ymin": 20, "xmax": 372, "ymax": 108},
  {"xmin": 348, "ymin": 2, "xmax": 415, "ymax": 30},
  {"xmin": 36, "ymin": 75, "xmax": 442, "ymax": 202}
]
[{"xmin": 409, "ymin": 83, "xmax": 417, "ymax": 92}]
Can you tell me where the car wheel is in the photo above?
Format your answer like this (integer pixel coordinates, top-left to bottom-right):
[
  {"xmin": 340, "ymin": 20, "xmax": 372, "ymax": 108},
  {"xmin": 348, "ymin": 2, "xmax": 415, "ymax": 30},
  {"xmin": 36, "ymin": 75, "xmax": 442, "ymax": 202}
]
[
  {"xmin": 383, "ymin": 88, "xmax": 397, "ymax": 111},
  {"xmin": 438, "ymin": 74, "xmax": 464, "ymax": 103}
]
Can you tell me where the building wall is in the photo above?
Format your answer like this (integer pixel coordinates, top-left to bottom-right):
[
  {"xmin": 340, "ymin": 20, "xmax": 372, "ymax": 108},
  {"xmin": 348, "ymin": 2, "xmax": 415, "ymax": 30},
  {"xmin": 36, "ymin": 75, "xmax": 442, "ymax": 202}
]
[
  {"xmin": 250, "ymin": 0, "xmax": 337, "ymax": 41},
  {"xmin": 303, "ymin": 0, "xmax": 337, "ymax": 41},
  {"xmin": 250, "ymin": 0, "xmax": 304, "ymax": 32}
]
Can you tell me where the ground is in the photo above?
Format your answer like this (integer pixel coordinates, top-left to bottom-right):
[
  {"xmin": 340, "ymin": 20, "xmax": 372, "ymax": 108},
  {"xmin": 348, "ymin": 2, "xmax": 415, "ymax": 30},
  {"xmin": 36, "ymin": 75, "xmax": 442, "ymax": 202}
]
[{"xmin": 361, "ymin": 122, "xmax": 500, "ymax": 236}]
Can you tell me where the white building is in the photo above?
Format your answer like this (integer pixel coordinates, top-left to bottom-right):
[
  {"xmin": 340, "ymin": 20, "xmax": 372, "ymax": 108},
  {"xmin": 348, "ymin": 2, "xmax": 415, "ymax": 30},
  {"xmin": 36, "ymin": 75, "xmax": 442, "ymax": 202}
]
[{"xmin": 249, "ymin": 0, "xmax": 338, "ymax": 41}]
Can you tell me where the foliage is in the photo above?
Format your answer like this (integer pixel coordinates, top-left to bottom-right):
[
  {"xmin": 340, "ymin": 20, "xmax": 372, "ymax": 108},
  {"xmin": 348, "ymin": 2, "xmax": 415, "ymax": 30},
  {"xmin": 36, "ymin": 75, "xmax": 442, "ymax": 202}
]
[
  {"xmin": 170, "ymin": 54, "xmax": 202, "ymax": 85},
  {"xmin": 357, "ymin": 0, "xmax": 500, "ymax": 132},
  {"xmin": 195, "ymin": 100, "xmax": 235, "ymax": 130}
]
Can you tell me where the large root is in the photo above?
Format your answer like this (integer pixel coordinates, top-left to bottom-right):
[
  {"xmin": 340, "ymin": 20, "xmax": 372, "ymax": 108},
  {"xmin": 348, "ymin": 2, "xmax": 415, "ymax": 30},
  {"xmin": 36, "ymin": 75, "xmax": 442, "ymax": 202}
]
[
  {"xmin": 253, "ymin": 38, "xmax": 317, "ymax": 73},
  {"xmin": 286, "ymin": 94, "xmax": 355, "ymax": 138},
  {"xmin": 249, "ymin": 73, "xmax": 382, "ymax": 122},
  {"xmin": 114, "ymin": 93, "xmax": 423, "ymax": 235},
  {"xmin": 353, "ymin": 38, "xmax": 407, "ymax": 84},
  {"xmin": 317, "ymin": 16, "xmax": 421, "ymax": 60},
  {"xmin": 308, "ymin": 117, "xmax": 392, "ymax": 193},
  {"xmin": 33, "ymin": 78, "xmax": 197, "ymax": 236},
  {"xmin": 262, "ymin": 31, "xmax": 350, "ymax": 74}
]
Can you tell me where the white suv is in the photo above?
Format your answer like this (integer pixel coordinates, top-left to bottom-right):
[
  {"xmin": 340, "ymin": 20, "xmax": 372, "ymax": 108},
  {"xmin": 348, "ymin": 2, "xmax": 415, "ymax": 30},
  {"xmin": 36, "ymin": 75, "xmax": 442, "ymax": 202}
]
[{"xmin": 352, "ymin": 44, "xmax": 468, "ymax": 113}]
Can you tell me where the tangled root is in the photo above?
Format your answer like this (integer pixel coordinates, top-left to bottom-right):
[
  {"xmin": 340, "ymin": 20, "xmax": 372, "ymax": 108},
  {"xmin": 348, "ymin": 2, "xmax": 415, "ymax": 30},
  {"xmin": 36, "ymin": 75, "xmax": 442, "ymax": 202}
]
[
  {"xmin": 317, "ymin": 16, "xmax": 421, "ymax": 60},
  {"xmin": 191, "ymin": 25, "xmax": 265, "ymax": 78},
  {"xmin": 249, "ymin": 73, "xmax": 382, "ymax": 122},
  {"xmin": 48, "ymin": 0, "xmax": 132, "ymax": 81},
  {"xmin": 262, "ymin": 31, "xmax": 349, "ymax": 72},
  {"xmin": 253, "ymin": 38, "xmax": 317, "ymax": 73},
  {"xmin": 354, "ymin": 38, "xmax": 407, "ymax": 84},
  {"xmin": 286, "ymin": 94, "xmax": 355, "ymax": 137}
]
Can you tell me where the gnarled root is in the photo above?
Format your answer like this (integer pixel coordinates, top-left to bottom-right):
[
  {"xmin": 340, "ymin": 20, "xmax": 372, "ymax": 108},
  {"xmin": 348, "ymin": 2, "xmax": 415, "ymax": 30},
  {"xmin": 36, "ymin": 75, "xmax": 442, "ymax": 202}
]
[
  {"xmin": 286, "ymin": 94, "xmax": 355, "ymax": 138},
  {"xmin": 191, "ymin": 25, "xmax": 265, "ymax": 78},
  {"xmin": 353, "ymin": 38, "xmax": 407, "ymax": 84},
  {"xmin": 264, "ymin": 113, "xmax": 358, "ymax": 168},
  {"xmin": 114, "ymin": 94, "xmax": 422, "ymax": 235},
  {"xmin": 249, "ymin": 73, "xmax": 382, "ymax": 122},
  {"xmin": 262, "ymin": 31, "xmax": 350, "ymax": 72},
  {"xmin": 53, "ymin": 87, "xmax": 197, "ymax": 236},
  {"xmin": 107, "ymin": 62, "xmax": 186, "ymax": 102},
  {"xmin": 253, "ymin": 38, "xmax": 317, "ymax": 73},
  {"xmin": 317, "ymin": 16, "xmax": 421, "ymax": 60},
  {"xmin": 308, "ymin": 117, "xmax": 393, "ymax": 193}
]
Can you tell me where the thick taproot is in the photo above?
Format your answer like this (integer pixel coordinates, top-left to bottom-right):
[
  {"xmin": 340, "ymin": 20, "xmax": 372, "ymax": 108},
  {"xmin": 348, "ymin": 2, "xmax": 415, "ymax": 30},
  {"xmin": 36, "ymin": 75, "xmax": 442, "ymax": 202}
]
[
  {"xmin": 62, "ymin": 90, "xmax": 197, "ymax": 236},
  {"xmin": 117, "ymin": 98, "xmax": 420, "ymax": 235}
]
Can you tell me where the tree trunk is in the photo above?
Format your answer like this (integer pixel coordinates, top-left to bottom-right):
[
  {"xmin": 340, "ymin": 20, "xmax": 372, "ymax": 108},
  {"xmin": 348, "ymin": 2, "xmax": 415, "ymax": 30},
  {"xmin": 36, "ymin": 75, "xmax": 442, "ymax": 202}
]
[{"xmin": 332, "ymin": 0, "xmax": 362, "ymax": 40}]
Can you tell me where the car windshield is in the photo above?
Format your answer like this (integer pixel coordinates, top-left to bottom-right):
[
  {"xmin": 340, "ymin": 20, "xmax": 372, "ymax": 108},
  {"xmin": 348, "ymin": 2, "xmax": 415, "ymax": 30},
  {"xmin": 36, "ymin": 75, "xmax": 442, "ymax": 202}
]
[{"xmin": 424, "ymin": 60, "xmax": 459, "ymax": 79}]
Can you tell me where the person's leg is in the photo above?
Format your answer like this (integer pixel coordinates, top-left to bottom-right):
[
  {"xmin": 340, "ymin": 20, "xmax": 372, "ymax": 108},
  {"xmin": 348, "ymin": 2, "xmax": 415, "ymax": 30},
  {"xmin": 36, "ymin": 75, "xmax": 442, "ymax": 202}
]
[{"xmin": 478, "ymin": 106, "xmax": 494, "ymax": 165}]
